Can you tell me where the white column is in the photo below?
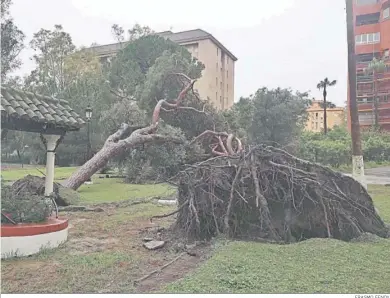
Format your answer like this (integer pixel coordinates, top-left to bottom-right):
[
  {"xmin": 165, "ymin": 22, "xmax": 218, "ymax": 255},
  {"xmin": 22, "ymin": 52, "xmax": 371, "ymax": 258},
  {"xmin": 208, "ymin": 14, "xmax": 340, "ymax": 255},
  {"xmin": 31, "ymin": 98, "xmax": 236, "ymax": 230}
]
[
  {"xmin": 43, "ymin": 134, "xmax": 61, "ymax": 196},
  {"xmin": 352, "ymin": 155, "xmax": 367, "ymax": 190}
]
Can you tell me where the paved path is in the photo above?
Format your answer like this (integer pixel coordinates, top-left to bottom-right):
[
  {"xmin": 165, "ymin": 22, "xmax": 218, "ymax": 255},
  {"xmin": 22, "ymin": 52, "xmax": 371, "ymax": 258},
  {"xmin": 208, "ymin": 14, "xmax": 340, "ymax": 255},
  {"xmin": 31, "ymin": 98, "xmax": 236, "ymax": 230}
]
[{"xmin": 344, "ymin": 166, "xmax": 390, "ymax": 185}]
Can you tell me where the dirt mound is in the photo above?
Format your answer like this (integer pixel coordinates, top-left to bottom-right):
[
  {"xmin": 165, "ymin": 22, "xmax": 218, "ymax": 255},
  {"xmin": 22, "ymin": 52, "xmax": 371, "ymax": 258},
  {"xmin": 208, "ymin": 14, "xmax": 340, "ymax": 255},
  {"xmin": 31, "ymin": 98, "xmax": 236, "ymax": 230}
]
[
  {"xmin": 11, "ymin": 175, "xmax": 80, "ymax": 206},
  {"xmin": 174, "ymin": 145, "xmax": 389, "ymax": 242}
]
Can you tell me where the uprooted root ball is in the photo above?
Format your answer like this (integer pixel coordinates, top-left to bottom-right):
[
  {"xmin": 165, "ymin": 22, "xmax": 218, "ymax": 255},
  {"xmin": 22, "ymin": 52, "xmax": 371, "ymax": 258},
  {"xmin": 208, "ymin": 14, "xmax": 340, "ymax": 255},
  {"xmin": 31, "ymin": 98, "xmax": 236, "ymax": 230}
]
[{"xmin": 174, "ymin": 145, "xmax": 389, "ymax": 242}]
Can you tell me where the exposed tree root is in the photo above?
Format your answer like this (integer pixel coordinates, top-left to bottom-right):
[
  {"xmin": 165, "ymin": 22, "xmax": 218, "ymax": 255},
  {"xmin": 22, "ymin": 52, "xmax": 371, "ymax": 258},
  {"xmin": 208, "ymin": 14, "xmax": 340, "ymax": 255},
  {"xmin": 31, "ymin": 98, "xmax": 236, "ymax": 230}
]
[
  {"xmin": 134, "ymin": 252, "xmax": 186, "ymax": 285},
  {"xmin": 173, "ymin": 145, "xmax": 389, "ymax": 242}
]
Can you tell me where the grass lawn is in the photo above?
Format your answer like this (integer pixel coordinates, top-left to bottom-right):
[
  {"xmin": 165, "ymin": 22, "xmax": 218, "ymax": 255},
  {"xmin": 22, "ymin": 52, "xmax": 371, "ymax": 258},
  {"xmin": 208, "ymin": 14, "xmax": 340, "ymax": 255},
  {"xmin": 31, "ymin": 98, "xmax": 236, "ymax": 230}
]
[
  {"xmin": 1, "ymin": 165, "xmax": 390, "ymax": 294},
  {"xmin": 1, "ymin": 166, "xmax": 178, "ymax": 293},
  {"xmin": 164, "ymin": 185, "xmax": 390, "ymax": 294},
  {"xmin": 1, "ymin": 202, "xmax": 178, "ymax": 293},
  {"xmin": 1, "ymin": 166, "xmax": 77, "ymax": 182},
  {"xmin": 1, "ymin": 166, "xmax": 175, "ymax": 204}
]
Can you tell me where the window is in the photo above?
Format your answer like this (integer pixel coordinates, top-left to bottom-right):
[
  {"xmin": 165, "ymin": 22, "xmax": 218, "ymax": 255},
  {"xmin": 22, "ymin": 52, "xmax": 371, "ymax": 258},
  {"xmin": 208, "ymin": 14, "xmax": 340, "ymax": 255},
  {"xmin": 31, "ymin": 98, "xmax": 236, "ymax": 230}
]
[
  {"xmin": 355, "ymin": 32, "xmax": 380, "ymax": 45},
  {"xmin": 227, "ymin": 71, "xmax": 229, "ymax": 78},
  {"xmin": 356, "ymin": 52, "xmax": 380, "ymax": 62},
  {"xmin": 356, "ymin": 0, "xmax": 379, "ymax": 6},
  {"xmin": 216, "ymin": 92, "xmax": 218, "ymax": 101},
  {"xmin": 356, "ymin": 12, "xmax": 380, "ymax": 26},
  {"xmin": 358, "ymin": 112, "xmax": 374, "ymax": 124},
  {"xmin": 384, "ymin": 49, "xmax": 389, "ymax": 58},
  {"xmin": 384, "ymin": 8, "xmax": 390, "ymax": 20},
  {"xmin": 220, "ymin": 82, "xmax": 222, "ymax": 90},
  {"xmin": 374, "ymin": 32, "xmax": 380, "ymax": 42},
  {"xmin": 226, "ymin": 57, "xmax": 229, "ymax": 65},
  {"xmin": 216, "ymin": 77, "xmax": 218, "ymax": 86}
]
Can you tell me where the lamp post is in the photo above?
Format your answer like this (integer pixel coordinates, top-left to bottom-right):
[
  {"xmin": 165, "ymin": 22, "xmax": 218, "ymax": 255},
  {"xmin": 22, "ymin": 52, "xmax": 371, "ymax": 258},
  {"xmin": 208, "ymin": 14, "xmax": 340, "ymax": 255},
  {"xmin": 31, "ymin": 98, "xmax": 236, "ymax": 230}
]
[
  {"xmin": 85, "ymin": 105, "xmax": 93, "ymax": 183},
  {"xmin": 21, "ymin": 145, "xmax": 29, "ymax": 168}
]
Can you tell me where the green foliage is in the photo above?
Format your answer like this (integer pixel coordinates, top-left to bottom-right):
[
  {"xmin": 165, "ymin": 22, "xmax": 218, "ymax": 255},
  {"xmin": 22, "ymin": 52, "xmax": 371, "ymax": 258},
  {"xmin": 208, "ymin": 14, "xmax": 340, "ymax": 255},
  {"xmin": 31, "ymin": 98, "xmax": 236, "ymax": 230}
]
[
  {"xmin": 109, "ymin": 34, "xmax": 203, "ymax": 104},
  {"xmin": 1, "ymin": 0, "xmax": 25, "ymax": 80},
  {"xmin": 57, "ymin": 186, "xmax": 81, "ymax": 206},
  {"xmin": 362, "ymin": 129, "xmax": 390, "ymax": 162},
  {"xmin": 297, "ymin": 125, "xmax": 390, "ymax": 167},
  {"xmin": 21, "ymin": 25, "xmax": 112, "ymax": 166},
  {"xmin": 25, "ymin": 25, "xmax": 76, "ymax": 96},
  {"xmin": 106, "ymin": 33, "xmax": 226, "ymax": 180},
  {"xmin": 1, "ymin": 181, "xmax": 51, "ymax": 224},
  {"xmin": 226, "ymin": 88, "xmax": 310, "ymax": 146},
  {"xmin": 125, "ymin": 123, "xmax": 187, "ymax": 182}
]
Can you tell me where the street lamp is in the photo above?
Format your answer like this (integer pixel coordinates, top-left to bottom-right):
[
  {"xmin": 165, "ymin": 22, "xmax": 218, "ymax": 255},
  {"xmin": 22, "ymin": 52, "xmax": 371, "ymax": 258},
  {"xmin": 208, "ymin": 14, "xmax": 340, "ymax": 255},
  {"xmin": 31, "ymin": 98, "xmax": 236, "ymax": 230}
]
[
  {"xmin": 21, "ymin": 145, "xmax": 29, "ymax": 168},
  {"xmin": 85, "ymin": 105, "xmax": 93, "ymax": 183}
]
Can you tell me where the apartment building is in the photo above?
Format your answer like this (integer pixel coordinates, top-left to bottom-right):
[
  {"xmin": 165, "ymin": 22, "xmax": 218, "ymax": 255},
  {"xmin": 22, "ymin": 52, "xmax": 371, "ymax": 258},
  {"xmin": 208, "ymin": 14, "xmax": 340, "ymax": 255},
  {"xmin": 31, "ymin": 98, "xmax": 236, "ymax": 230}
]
[
  {"xmin": 305, "ymin": 100, "xmax": 345, "ymax": 132},
  {"xmin": 87, "ymin": 29, "xmax": 237, "ymax": 110},
  {"xmin": 348, "ymin": 0, "xmax": 390, "ymax": 131}
]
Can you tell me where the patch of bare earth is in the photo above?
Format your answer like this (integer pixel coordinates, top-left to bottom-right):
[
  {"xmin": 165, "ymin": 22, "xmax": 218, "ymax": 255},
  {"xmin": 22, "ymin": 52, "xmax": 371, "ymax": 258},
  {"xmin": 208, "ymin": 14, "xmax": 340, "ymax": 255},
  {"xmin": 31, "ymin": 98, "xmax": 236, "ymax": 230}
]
[{"xmin": 1, "ymin": 202, "xmax": 210, "ymax": 294}]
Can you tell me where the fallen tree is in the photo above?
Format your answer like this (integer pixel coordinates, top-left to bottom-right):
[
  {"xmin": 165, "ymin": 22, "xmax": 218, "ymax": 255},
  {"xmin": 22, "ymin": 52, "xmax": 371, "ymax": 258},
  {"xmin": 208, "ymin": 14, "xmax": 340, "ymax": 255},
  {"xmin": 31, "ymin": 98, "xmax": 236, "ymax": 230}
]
[
  {"xmin": 173, "ymin": 145, "xmax": 389, "ymax": 242},
  {"xmin": 62, "ymin": 73, "xmax": 242, "ymax": 190}
]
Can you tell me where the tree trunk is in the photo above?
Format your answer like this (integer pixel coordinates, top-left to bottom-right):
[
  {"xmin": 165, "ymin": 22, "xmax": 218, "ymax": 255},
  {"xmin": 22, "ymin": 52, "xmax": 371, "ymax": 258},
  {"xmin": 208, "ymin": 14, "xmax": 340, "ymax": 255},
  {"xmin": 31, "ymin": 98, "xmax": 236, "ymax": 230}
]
[
  {"xmin": 346, "ymin": 0, "xmax": 366, "ymax": 189},
  {"xmin": 62, "ymin": 123, "xmax": 182, "ymax": 190},
  {"xmin": 62, "ymin": 142, "xmax": 126, "ymax": 190},
  {"xmin": 62, "ymin": 74, "xmax": 241, "ymax": 191},
  {"xmin": 373, "ymin": 71, "xmax": 379, "ymax": 128},
  {"xmin": 323, "ymin": 88, "xmax": 327, "ymax": 134}
]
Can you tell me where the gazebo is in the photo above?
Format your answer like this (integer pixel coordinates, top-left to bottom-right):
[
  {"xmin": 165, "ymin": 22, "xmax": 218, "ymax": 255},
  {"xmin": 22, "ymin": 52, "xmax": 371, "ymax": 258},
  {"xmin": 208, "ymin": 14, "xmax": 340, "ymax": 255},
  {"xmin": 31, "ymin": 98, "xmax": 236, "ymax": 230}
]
[
  {"xmin": 1, "ymin": 86, "xmax": 85, "ymax": 258},
  {"xmin": 1, "ymin": 86, "xmax": 85, "ymax": 197}
]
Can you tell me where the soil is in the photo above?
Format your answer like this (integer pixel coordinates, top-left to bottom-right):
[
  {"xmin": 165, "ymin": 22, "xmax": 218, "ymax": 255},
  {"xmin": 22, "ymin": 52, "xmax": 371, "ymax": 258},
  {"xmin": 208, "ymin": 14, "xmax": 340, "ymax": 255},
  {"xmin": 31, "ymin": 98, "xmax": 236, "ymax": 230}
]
[{"xmin": 1, "ymin": 201, "xmax": 211, "ymax": 294}]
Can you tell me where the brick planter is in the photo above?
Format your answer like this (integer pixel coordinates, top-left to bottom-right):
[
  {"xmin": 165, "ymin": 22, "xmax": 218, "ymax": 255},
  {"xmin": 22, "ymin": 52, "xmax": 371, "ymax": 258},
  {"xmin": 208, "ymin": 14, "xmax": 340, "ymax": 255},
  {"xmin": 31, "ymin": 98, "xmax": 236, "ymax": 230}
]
[{"xmin": 1, "ymin": 218, "xmax": 69, "ymax": 259}]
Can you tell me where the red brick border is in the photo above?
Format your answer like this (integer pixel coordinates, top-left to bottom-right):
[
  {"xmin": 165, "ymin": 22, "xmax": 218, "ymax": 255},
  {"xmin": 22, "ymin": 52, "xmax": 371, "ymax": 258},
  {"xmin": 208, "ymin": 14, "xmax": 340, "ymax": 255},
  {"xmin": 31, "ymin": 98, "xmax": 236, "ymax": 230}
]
[{"xmin": 0, "ymin": 218, "xmax": 68, "ymax": 237}]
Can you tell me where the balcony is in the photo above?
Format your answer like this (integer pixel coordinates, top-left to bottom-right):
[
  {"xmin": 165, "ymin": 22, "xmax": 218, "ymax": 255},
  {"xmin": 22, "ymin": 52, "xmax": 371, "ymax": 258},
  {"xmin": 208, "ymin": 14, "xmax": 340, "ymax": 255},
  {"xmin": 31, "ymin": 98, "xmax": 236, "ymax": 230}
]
[
  {"xmin": 356, "ymin": 12, "xmax": 380, "ymax": 26},
  {"xmin": 355, "ymin": 0, "xmax": 380, "ymax": 6}
]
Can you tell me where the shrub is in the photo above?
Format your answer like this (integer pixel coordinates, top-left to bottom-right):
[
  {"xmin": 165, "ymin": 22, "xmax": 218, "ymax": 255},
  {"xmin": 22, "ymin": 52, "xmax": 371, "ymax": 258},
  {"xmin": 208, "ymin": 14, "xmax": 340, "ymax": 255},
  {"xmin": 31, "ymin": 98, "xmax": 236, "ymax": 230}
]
[
  {"xmin": 297, "ymin": 126, "xmax": 390, "ymax": 167},
  {"xmin": 1, "ymin": 184, "xmax": 51, "ymax": 224}
]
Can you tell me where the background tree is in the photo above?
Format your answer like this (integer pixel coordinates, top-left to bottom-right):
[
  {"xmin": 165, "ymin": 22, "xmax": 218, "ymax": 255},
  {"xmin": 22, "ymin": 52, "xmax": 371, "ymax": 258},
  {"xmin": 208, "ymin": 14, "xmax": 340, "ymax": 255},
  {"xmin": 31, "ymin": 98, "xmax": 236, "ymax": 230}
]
[
  {"xmin": 225, "ymin": 88, "xmax": 310, "ymax": 147},
  {"xmin": 365, "ymin": 57, "xmax": 386, "ymax": 129},
  {"xmin": 1, "ymin": 0, "xmax": 25, "ymax": 81},
  {"xmin": 317, "ymin": 77, "xmax": 337, "ymax": 134},
  {"xmin": 25, "ymin": 25, "xmax": 76, "ymax": 96},
  {"xmin": 319, "ymin": 101, "xmax": 336, "ymax": 109},
  {"xmin": 24, "ymin": 25, "xmax": 111, "ymax": 166}
]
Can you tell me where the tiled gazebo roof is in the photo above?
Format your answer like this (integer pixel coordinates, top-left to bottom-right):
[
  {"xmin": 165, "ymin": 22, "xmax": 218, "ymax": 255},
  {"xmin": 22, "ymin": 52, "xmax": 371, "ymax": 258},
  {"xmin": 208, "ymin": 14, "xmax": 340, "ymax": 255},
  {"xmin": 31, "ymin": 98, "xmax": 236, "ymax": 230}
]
[{"xmin": 1, "ymin": 86, "xmax": 85, "ymax": 134}]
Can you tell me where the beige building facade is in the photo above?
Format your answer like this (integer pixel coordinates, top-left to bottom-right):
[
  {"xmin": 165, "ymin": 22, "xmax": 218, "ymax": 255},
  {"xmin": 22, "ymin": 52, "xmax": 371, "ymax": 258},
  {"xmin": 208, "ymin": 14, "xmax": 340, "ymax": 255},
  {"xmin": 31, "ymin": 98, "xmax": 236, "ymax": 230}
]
[
  {"xmin": 305, "ymin": 100, "xmax": 345, "ymax": 132},
  {"xmin": 87, "ymin": 29, "xmax": 237, "ymax": 110}
]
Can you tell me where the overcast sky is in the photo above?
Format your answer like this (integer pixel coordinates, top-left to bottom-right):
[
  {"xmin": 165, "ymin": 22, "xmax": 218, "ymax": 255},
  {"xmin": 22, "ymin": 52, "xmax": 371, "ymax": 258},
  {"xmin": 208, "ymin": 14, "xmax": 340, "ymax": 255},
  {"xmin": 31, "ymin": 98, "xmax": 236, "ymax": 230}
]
[{"xmin": 10, "ymin": 0, "xmax": 347, "ymax": 105}]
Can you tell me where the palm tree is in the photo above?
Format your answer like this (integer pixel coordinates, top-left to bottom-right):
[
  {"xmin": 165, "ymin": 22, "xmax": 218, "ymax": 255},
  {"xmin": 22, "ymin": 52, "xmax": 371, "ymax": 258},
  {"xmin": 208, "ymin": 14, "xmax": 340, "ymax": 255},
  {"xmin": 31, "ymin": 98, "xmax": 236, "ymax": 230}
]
[
  {"xmin": 319, "ymin": 101, "xmax": 337, "ymax": 109},
  {"xmin": 317, "ymin": 78, "xmax": 337, "ymax": 134},
  {"xmin": 365, "ymin": 57, "xmax": 386, "ymax": 128}
]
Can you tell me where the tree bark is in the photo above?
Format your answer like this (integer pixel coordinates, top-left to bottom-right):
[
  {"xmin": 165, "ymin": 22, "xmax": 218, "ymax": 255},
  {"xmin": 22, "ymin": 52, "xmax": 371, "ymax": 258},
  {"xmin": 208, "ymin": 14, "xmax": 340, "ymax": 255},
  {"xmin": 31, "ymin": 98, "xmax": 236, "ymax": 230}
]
[
  {"xmin": 62, "ymin": 73, "xmax": 242, "ymax": 191},
  {"xmin": 323, "ymin": 88, "xmax": 327, "ymax": 134},
  {"xmin": 373, "ymin": 71, "xmax": 379, "ymax": 128},
  {"xmin": 62, "ymin": 124, "xmax": 181, "ymax": 190},
  {"xmin": 346, "ymin": 0, "xmax": 366, "ymax": 189}
]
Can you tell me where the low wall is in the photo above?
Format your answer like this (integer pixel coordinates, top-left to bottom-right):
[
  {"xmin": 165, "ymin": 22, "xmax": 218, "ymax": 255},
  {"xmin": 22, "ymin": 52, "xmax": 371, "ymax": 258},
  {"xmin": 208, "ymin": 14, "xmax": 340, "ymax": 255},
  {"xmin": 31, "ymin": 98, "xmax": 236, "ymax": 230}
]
[{"xmin": 1, "ymin": 218, "xmax": 69, "ymax": 259}]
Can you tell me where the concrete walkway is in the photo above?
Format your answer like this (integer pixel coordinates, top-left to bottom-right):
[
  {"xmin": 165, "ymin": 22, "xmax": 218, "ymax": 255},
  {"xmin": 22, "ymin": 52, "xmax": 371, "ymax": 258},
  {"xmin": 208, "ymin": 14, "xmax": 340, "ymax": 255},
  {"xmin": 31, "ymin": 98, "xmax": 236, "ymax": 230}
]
[{"xmin": 343, "ymin": 166, "xmax": 390, "ymax": 185}]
